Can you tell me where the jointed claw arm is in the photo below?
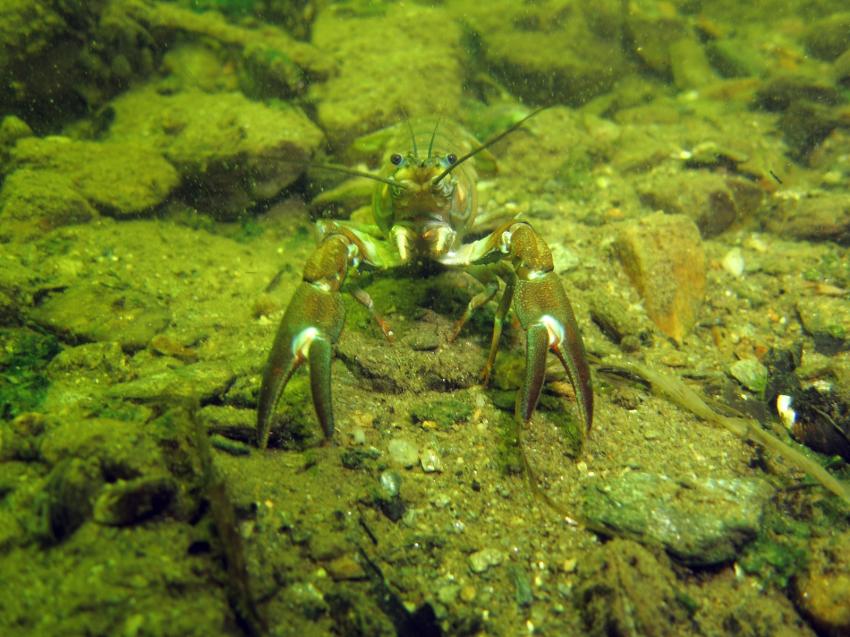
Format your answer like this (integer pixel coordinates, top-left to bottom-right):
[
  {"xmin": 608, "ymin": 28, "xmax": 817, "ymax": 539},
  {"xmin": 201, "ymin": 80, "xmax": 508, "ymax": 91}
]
[
  {"xmin": 447, "ymin": 221, "xmax": 593, "ymax": 432},
  {"xmin": 256, "ymin": 233, "xmax": 353, "ymax": 449}
]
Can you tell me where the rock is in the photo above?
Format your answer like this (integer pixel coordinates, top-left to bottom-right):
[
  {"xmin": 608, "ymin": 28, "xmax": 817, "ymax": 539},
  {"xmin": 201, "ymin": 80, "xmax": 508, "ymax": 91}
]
[
  {"xmin": 836, "ymin": 49, "xmax": 850, "ymax": 87},
  {"xmin": 729, "ymin": 358, "xmax": 768, "ymax": 395},
  {"xmin": 309, "ymin": 3, "xmax": 463, "ymax": 147},
  {"xmin": 468, "ymin": 547, "xmax": 505, "ymax": 574},
  {"xmin": 40, "ymin": 418, "xmax": 162, "ymax": 478},
  {"xmin": 0, "ymin": 169, "xmax": 97, "ymax": 238},
  {"xmin": 615, "ymin": 213, "xmax": 706, "ymax": 343},
  {"xmin": 624, "ymin": 6, "xmax": 686, "ymax": 75},
  {"xmin": 465, "ymin": 0, "xmax": 625, "ymax": 105},
  {"xmin": 581, "ymin": 471, "xmax": 772, "ymax": 566},
  {"xmin": 669, "ymin": 37, "xmax": 718, "ymax": 90},
  {"xmin": 39, "ymin": 457, "xmax": 103, "ymax": 544},
  {"xmin": 106, "ymin": 87, "xmax": 323, "ymax": 218},
  {"xmin": 7, "ymin": 136, "xmax": 179, "ymax": 216},
  {"xmin": 47, "ymin": 342, "xmax": 129, "ymax": 383},
  {"xmin": 755, "ymin": 74, "xmax": 843, "ymax": 112},
  {"xmin": 766, "ymin": 193, "xmax": 850, "ymax": 244},
  {"xmin": 575, "ymin": 539, "xmax": 691, "ymax": 637},
  {"xmin": 706, "ymin": 38, "xmax": 771, "ymax": 78},
  {"xmin": 636, "ymin": 172, "xmax": 762, "ymax": 238},
  {"xmin": 419, "ymin": 448, "xmax": 443, "ymax": 473},
  {"xmin": 796, "ymin": 296, "xmax": 850, "ymax": 352},
  {"xmin": 792, "ymin": 530, "xmax": 850, "ymax": 637},
  {"xmin": 802, "ymin": 12, "xmax": 850, "ymax": 61},
  {"xmin": 387, "ymin": 438, "xmax": 418, "ymax": 469},
  {"xmin": 281, "ymin": 582, "xmax": 328, "ymax": 622},
  {"xmin": 106, "ymin": 361, "xmax": 234, "ymax": 403},
  {"xmin": 0, "ymin": 327, "xmax": 60, "ymax": 419},
  {"xmin": 589, "ymin": 293, "xmax": 654, "ymax": 349},
  {"xmin": 93, "ymin": 475, "xmax": 176, "ymax": 526},
  {"xmin": 31, "ymin": 283, "xmax": 170, "ymax": 351}
]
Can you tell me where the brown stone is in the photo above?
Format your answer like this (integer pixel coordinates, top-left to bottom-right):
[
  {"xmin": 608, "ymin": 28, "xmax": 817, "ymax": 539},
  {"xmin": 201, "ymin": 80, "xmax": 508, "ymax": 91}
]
[{"xmin": 615, "ymin": 213, "xmax": 706, "ymax": 343}]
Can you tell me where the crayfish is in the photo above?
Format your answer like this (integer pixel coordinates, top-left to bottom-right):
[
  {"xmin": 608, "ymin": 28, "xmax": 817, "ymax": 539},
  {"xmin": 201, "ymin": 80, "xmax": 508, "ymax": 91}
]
[{"xmin": 256, "ymin": 110, "xmax": 593, "ymax": 449}]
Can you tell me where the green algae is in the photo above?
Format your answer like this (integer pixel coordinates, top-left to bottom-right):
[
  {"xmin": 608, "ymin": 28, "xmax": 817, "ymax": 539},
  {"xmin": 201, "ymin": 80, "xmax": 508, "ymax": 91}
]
[{"xmin": 0, "ymin": 328, "xmax": 60, "ymax": 419}]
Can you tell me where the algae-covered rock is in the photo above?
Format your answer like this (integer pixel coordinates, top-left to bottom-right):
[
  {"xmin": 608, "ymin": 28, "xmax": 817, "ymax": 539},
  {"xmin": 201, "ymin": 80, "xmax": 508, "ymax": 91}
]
[
  {"xmin": 581, "ymin": 471, "xmax": 772, "ymax": 566},
  {"xmin": 106, "ymin": 87, "xmax": 323, "ymax": 217},
  {"xmin": 766, "ymin": 193, "xmax": 850, "ymax": 244},
  {"xmin": 575, "ymin": 538, "xmax": 691, "ymax": 637},
  {"xmin": 796, "ymin": 296, "xmax": 850, "ymax": 352},
  {"xmin": 637, "ymin": 171, "xmax": 762, "ymax": 238},
  {"xmin": 460, "ymin": 0, "xmax": 626, "ymax": 105},
  {"xmin": 93, "ymin": 475, "xmax": 177, "ymax": 526},
  {"xmin": 106, "ymin": 360, "xmax": 235, "ymax": 403},
  {"xmin": 6, "ymin": 136, "xmax": 179, "ymax": 217},
  {"xmin": 615, "ymin": 213, "xmax": 706, "ymax": 343},
  {"xmin": 309, "ymin": 3, "xmax": 463, "ymax": 148},
  {"xmin": 0, "ymin": 169, "xmax": 98, "ymax": 238},
  {"xmin": 792, "ymin": 530, "xmax": 850, "ymax": 637},
  {"xmin": 31, "ymin": 283, "xmax": 171, "ymax": 351}
]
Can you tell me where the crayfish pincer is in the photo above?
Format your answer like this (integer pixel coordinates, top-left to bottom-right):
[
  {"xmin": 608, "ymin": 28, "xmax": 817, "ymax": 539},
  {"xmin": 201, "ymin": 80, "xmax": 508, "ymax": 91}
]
[{"xmin": 256, "ymin": 110, "xmax": 592, "ymax": 449}]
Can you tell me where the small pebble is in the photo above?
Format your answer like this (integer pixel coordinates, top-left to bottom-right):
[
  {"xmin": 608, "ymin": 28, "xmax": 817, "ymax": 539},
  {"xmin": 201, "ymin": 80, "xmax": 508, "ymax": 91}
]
[
  {"xmin": 379, "ymin": 470, "xmax": 402, "ymax": 498},
  {"xmin": 469, "ymin": 548, "xmax": 505, "ymax": 574},
  {"xmin": 721, "ymin": 247, "xmax": 745, "ymax": 277},
  {"xmin": 350, "ymin": 427, "xmax": 366, "ymax": 445},
  {"xmin": 420, "ymin": 447, "xmax": 443, "ymax": 473},
  {"xmin": 388, "ymin": 438, "xmax": 419, "ymax": 468}
]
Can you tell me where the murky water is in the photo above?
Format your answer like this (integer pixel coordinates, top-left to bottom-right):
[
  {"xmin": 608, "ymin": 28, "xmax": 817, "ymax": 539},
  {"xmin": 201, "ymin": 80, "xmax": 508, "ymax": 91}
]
[{"xmin": 2, "ymin": 1, "xmax": 850, "ymax": 635}]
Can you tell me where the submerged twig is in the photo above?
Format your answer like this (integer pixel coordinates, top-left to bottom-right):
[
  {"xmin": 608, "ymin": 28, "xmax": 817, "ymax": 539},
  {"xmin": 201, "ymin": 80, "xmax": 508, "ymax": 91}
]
[{"xmin": 598, "ymin": 360, "xmax": 850, "ymax": 506}]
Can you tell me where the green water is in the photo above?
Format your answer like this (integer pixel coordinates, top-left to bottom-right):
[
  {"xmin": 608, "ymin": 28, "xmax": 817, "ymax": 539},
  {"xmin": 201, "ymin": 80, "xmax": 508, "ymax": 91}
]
[{"xmin": 2, "ymin": 1, "xmax": 850, "ymax": 635}]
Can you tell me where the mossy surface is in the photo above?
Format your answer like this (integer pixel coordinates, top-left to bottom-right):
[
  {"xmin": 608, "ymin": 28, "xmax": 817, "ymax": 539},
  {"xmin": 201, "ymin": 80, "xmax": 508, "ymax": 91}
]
[{"xmin": 0, "ymin": 328, "xmax": 60, "ymax": 419}]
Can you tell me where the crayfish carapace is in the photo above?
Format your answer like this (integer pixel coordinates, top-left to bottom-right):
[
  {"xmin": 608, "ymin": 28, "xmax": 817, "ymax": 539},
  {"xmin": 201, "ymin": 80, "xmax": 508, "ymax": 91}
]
[{"xmin": 256, "ymin": 110, "xmax": 593, "ymax": 449}]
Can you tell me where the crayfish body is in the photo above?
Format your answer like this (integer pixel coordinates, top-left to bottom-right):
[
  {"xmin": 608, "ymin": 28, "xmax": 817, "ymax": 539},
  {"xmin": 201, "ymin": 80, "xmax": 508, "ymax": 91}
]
[{"xmin": 256, "ymin": 111, "xmax": 593, "ymax": 449}]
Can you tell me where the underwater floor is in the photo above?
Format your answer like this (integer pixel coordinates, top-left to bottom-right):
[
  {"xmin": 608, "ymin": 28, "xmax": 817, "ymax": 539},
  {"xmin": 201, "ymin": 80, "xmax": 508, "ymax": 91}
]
[{"xmin": 2, "ymin": 1, "xmax": 850, "ymax": 635}]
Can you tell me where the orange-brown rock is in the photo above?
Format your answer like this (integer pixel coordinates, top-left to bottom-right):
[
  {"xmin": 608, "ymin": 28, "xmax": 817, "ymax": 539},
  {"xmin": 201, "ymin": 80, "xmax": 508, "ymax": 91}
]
[{"xmin": 615, "ymin": 213, "xmax": 706, "ymax": 343}]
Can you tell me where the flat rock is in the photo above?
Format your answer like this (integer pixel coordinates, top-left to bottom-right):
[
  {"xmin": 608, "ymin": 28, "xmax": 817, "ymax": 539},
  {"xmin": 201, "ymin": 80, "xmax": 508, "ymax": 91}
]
[
  {"xmin": 31, "ymin": 284, "xmax": 171, "ymax": 352},
  {"xmin": 615, "ymin": 213, "xmax": 706, "ymax": 343},
  {"xmin": 581, "ymin": 471, "xmax": 772, "ymax": 566},
  {"xmin": 637, "ymin": 171, "xmax": 763, "ymax": 238},
  {"xmin": 766, "ymin": 193, "xmax": 850, "ymax": 244},
  {"xmin": 107, "ymin": 361, "xmax": 234, "ymax": 403},
  {"xmin": 7, "ymin": 137, "xmax": 179, "ymax": 217}
]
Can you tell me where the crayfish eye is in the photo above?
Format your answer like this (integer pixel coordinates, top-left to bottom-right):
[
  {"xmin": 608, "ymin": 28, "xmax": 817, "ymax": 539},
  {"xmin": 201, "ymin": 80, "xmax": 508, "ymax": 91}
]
[
  {"xmin": 390, "ymin": 153, "xmax": 403, "ymax": 166},
  {"xmin": 446, "ymin": 153, "xmax": 457, "ymax": 165}
]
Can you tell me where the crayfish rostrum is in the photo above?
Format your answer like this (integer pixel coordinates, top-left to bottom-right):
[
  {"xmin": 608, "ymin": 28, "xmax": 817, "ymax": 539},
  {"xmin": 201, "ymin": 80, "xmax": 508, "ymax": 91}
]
[{"xmin": 256, "ymin": 110, "xmax": 593, "ymax": 448}]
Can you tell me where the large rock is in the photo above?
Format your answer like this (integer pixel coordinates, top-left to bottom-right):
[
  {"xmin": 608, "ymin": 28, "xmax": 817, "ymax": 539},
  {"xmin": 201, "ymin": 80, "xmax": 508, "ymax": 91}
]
[
  {"xmin": 106, "ymin": 87, "xmax": 324, "ymax": 218},
  {"xmin": 4, "ymin": 136, "xmax": 178, "ymax": 218},
  {"xmin": 615, "ymin": 213, "xmax": 706, "ymax": 343},
  {"xmin": 309, "ymin": 3, "xmax": 463, "ymax": 148},
  {"xmin": 459, "ymin": 0, "xmax": 626, "ymax": 105},
  {"xmin": 581, "ymin": 471, "xmax": 773, "ymax": 566}
]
